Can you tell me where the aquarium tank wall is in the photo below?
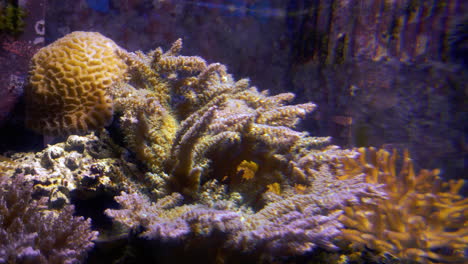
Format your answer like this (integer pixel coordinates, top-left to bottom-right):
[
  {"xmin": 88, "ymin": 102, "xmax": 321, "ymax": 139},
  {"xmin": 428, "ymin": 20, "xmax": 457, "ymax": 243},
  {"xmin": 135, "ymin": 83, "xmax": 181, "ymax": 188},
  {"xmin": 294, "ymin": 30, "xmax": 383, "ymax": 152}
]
[{"xmin": 0, "ymin": 0, "xmax": 466, "ymax": 263}]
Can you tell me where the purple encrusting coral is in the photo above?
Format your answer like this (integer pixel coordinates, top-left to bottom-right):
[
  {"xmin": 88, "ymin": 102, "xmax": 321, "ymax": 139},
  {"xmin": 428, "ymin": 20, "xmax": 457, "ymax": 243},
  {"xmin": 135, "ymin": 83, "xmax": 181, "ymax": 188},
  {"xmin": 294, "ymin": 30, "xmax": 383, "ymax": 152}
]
[{"xmin": 0, "ymin": 175, "xmax": 98, "ymax": 264}]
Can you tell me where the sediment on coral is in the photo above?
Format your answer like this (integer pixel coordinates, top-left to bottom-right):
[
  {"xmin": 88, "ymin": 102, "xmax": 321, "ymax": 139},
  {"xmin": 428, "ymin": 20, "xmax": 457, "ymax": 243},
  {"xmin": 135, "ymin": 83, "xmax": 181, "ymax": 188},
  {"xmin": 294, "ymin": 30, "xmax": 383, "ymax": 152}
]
[{"xmin": 338, "ymin": 147, "xmax": 468, "ymax": 264}]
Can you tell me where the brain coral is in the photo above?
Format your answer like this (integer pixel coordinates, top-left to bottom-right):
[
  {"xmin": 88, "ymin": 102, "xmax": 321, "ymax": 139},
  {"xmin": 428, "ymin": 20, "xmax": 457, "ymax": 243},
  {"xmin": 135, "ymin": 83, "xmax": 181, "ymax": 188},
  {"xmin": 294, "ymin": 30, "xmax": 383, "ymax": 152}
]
[{"xmin": 26, "ymin": 31, "xmax": 127, "ymax": 136}]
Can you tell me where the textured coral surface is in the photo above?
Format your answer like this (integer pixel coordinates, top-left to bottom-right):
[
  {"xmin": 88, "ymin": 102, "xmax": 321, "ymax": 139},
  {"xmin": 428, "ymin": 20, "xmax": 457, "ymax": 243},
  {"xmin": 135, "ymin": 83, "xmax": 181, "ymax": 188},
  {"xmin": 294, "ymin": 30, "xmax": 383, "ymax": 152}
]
[
  {"xmin": 0, "ymin": 175, "xmax": 98, "ymax": 264},
  {"xmin": 339, "ymin": 148, "xmax": 468, "ymax": 264},
  {"xmin": 25, "ymin": 31, "xmax": 127, "ymax": 136},
  {"xmin": 1, "ymin": 132, "xmax": 148, "ymax": 209}
]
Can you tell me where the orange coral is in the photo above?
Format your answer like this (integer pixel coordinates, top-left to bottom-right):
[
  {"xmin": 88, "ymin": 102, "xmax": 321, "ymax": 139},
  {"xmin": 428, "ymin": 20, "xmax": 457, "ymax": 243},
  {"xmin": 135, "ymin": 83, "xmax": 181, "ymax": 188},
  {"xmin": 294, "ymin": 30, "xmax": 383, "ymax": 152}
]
[
  {"xmin": 26, "ymin": 31, "xmax": 127, "ymax": 136},
  {"xmin": 294, "ymin": 184, "xmax": 307, "ymax": 194},
  {"xmin": 338, "ymin": 147, "xmax": 468, "ymax": 263},
  {"xmin": 236, "ymin": 160, "xmax": 258, "ymax": 180},
  {"xmin": 266, "ymin": 182, "xmax": 281, "ymax": 195}
]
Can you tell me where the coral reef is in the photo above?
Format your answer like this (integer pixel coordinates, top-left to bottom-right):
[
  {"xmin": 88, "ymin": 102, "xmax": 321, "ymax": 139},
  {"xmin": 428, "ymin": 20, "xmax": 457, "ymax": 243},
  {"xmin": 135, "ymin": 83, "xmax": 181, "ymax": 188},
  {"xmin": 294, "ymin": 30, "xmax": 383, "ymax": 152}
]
[
  {"xmin": 39, "ymin": 0, "xmax": 468, "ymax": 197},
  {"xmin": 20, "ymin": 31, "xmax": 380, "ymax": 259},
  {"xmin": 0, "ymin": 174, "xmax": 97, "ymax": 263},
  {"xmin": 20, "ymin": 32, "xmax": 381, "ymax": 256},
  {"xmin": 12, "ymin": 31, "xmax": 466, "ymax": 263},
  {"xmin": 99, "ymin": 37, "xmax": 385, "ymax": 261},
  {"xmin": 25, "ymin": 31, "xmax": 127, "ymax": 136},
  {"xmin": 338, "ymin": 147, "xmax": 468, "ymax": 264}
]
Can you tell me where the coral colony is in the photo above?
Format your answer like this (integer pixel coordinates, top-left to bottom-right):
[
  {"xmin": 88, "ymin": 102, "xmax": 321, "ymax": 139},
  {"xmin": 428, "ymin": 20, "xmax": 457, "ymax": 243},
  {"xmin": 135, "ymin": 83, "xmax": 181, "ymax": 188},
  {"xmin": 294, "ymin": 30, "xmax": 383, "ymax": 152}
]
[{"xmin": 0, "ymin": 32, "xmax": 466, "ymax": 263}]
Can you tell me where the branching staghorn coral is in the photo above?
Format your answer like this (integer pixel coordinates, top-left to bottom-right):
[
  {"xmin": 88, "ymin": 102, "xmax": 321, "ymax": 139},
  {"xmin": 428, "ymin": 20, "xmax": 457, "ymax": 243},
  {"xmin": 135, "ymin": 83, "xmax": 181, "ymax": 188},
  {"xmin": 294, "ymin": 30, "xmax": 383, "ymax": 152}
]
[
  {"xmin": 111, "ymin": 83, "xmax": 178, "ymax": 172},
  {"xmin": 106, "ymin": 172, "xmax": 382, "ymax": 259},
  {"xmin": 165, "ymin": 68, "xmax": 318, "ymax": 198},
  {"xmin": 0, "ymin": 174, "xmax": 98, "ymax": 264},
  {"xmin": 105, "ymin": 192, "xmax": 243, "ymax": 241},
  {"xmin": 109, "ymin": 39, "xmax": 209, "ymax": 174},
  {"xmin": 338, "ymin": 147, "xmax": 468, "ymax": 264},
  {"xmin": 109, "ymin": 37, "xmax": 322, "ymax": 200}
]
